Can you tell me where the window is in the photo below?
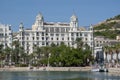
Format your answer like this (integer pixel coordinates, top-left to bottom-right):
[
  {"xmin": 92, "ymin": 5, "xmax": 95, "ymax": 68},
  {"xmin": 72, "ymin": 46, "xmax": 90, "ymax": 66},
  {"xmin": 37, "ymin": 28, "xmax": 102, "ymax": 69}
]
[
  {"xmin": 57, "ymin": 42, "xmax": 59, "ymax": 46},
  {"xmin": 68, "ymin": 37, "xmax": 69, "ymax": 40},
  {"xmin": 61, "ymin": 34, "xmax": 64, "ymax": 36},
  {"xmin": 91, "ymin": 38, "xmax": 93, "ymax": 40},
  {"xmin": 37, "ymin": 42, "xmax": 39, "ymax": 45},
  {"xmin": 66, "ymin": 28, "xmax": 70, "ymax": 32},
  {"xmin": 9, "ymin": 33, "xmax": 12, "ymax": 35},
  {"xmin": 27, "ymin": 37, "xmax": 29, "ymax": 40},
  {"xmin": 72, "ymin": 42, "xmax": 74, "ymax": 45},
  {"xmin": 20, "ymin": 32, "xmax": 24, "ymax": 36},
  {"xmin": 61, "ymin": 28, "xmax": 65, "ymax": 32},
  {"xmin": 51, "ymin": 38, "xmax": 53, "ymax": 40},
  {"xmin": 22, "ymin": 37, "xmax": 24, "ymax": 40},
  {"xmin": 80, "ymin": 33, "xmax": 82, "ymax": 36},
  {"xmin": 57, "ymin": 38, "xmax": 59, "ymax": 40},
  {"xmin": 50, "ymin": 34, "xmax": 54, "ymax": 36},
  {"xmin": 55, "ymin": 28, "xmax": 59, "ymax": 32},
  {"xmin": 46, "ymin": 42, "xmax": 49, "ymax": 45},
  {"xmin": 71, "ymin": 38, "xmax": 74, "ymax": 41},
  {"xmin": 62, "ymin": 38, "xmax": 64, "ymax": 40},
  {"xmin": 36, "ymin": 32, "xmax": 39, "ymax": 36},
  {"xmin": 76, "ymin": 33, "xmax": 78, "ymax": 36},
  {"xmin": 68, "ymin": 42, "xmax": 70, "ymax": 46},
  {"xmin": 46, "ymin": 37, "xmax": 48, "ymax": 40},
  {"xmin": 42, "ymin": 42, "xmax": 45, "ymax": 45},
  {"xmin": 46, "ymin": 33, "xmax": 48, "ymax": 35},
  {"xmin": 0, "ymin": 33, "xmax": 3, "ymax": 37},
  {"xmin": 33, "ymin": 37, "xmax": 34, "ymax": 40},
  {"xmin": 22, "ymin": 42, "xmax": 24, "ymax": 45},
  {"xmin": 5, "ymin": 33, "xmax": 7, "ymax": 36},
  {"xmin": 71, "ymin": 33, "xmax": 74, "ymax": 36},
  {"xmin": 84, "ymin": 33, "xmax": 88, "ymax": 36},
  {"xmin": 46, "ymin": 27, "xmax": 49, "ymax": 32},
  {"xmin": 27, "ymin": 46, "xmax": 29, "ymax": 50},
  {"xmin": 42, "ymin": 32, "xmax": 44, "ymax": 36},
  {"xmin": 37, "ymin": 37, "xmax": 39, "ymax": 40},
  {"xmin": 0, "ymin": 28, "xmax": 3, "ymax": 32},
  {"xmin": 50, "ymin": 27, "xmax": 54, "ymax": 32},
  {"xmin": 56, "ymin": 34, "xmax": 59, "ymax": 36},
  {"xmin": 42, "ymin": 37, "xmax": 44, "ymax": 40},
  {"xmin": 32, "ymin": 33, "xmax": 34, "ymax": 36}
]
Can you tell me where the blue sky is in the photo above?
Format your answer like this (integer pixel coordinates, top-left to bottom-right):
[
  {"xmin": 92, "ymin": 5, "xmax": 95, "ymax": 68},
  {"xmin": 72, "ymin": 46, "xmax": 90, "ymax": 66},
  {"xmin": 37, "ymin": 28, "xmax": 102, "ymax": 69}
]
[{"xmin": 0, "ymin": 0, "xmax": 120, "ymax": 31}]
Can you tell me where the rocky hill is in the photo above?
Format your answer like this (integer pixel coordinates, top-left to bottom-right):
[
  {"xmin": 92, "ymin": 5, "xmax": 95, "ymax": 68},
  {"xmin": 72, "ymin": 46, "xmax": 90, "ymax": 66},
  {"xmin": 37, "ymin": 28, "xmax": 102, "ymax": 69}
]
[{"xmin": 93, "ymin": 14, "xmax": 120, "ymax": 39}]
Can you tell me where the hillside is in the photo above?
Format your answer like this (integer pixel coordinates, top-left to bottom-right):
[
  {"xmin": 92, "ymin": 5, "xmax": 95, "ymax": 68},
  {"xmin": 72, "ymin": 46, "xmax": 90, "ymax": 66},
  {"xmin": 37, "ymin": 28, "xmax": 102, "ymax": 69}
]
[{"xmin": 93, "ymin": 14, "xmax": 120, "ymax": 39}]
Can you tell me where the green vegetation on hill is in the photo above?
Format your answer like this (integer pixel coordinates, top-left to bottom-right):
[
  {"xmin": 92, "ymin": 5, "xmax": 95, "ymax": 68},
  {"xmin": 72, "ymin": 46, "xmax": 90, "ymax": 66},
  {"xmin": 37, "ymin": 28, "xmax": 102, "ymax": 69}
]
[
  {"xmin": 94, "ymin": 30, "xmax": 120, "ymax": 39},
  {"xmin": 106, "ymin": 14, "xmax": 120, "ymax": 21},
  {"xmin": 94, "ymin": 14, "xmax": 120, "ymax": 39},
  {"xmin": 94, "ymin": 22, "xmax": 117, "ymax": 30}
]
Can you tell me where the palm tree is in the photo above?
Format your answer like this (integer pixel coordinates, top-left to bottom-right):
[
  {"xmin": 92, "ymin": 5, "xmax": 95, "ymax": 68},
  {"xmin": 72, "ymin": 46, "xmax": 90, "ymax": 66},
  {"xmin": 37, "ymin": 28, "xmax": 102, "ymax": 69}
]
[
  {"xmin": 12, "ymin": 40, "xmax": 20, "ymax": 65},
  {"xmin": 108, "ymin": 46, "xmax": 115, "ymax": 67},
  {"xmin": 19, "ymin": 46, "xmax": 26, "ymax": 65},
  {"xmin": 104, "ymin": 46, "xmax": 109, "ymax": 63},
  {"xmin": 4, "ymin": 46, "xmax": 12, "ymax": 66},
  {"xmin": 0, "ymin": 44, "xmax": 5, "ymax": 67},
  {"xmin": 75, "ymin": 38, "xmax": 83, "ymax": 49},
  {"xmin": 35, "ymin": 46, "xmax": 51, "ymax": 66},
  {"xmin": 35, "ymin": 47, "xmax": 42, "ymax": 60},
  {"xmin": 28, "ymin": 53, "xmax": 36, "ymax": 66},
  {"xmin": 114, "ymin": 44, "xmax": 120, "ymax": 63}
]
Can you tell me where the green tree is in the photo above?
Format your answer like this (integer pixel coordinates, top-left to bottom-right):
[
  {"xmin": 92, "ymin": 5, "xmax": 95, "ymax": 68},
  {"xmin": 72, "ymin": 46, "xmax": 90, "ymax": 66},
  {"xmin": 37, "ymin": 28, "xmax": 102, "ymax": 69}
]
[
  {"xmin": 4, "ymin": 46, "xmax": 12, "ymax": 66},
  {"xmin": 0, "ymin": 44, "xmax": 5, "ymax": 67},
  {"xmin": 75, "ymin": 38, "xmax": 83, "ymax": 49},
  {"xmin": 103, "ymin": 45, "xmax": 109, "ymax": 62},
  {"xmin": 114, "ymin": 44, "xmax": 120, "ymax": 63},
  {"xmin": 12, "ymin": 40, "xmax": 20, "ymax": 66}
]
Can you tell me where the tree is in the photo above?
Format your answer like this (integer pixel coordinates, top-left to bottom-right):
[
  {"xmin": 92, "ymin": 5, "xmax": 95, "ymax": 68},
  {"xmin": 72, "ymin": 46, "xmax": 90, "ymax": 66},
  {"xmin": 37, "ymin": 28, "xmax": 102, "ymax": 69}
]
[
  {"xmin": 4, "ymin": 46, "xmax": 12, "ymax": 65},
  {"xmin": 103, "ymin": 45, "xmax": 109, "ymax": 63},
  {"xmin": 19, "ymin": 46, "xmax": 28, "ymax": 65},
  {"xmin": 114, "ymin": 44, "xmax": 120, "ymax": 63},
  {"xmin": 108, "ymin": 47, "xmax": 114, "ymax": 63},
  {"xmin": 75, "ymin": 38, "xmax": 83, "ymax": 49},
  {"xmin": 0, "ymin": 44, "xmax": 5, "ymax": 67},
  {"xmin": 50, "ymin": 42, "xmax": 56, "ymax": 47},
  {"xmin": 12, "ymin": 40, "xmax": 20, "ymax": 65}
]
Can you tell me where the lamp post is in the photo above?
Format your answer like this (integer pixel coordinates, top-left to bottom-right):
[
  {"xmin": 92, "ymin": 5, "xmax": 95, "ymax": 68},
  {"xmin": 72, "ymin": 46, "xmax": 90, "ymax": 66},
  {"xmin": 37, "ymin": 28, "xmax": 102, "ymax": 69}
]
[{"xmin": 47, "ymin": 53, "xmax": 51, "ymax": 67}]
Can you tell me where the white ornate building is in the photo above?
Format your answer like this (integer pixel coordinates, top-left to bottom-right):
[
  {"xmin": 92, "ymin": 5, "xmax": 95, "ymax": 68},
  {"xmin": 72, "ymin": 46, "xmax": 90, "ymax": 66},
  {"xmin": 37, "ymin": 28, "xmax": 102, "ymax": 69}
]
[
  {"xmin": 18, "ymin": 13, "xmax": 93, "ymax": 54},
  {"xmin": 0, "ymin": 23, "xmax": 12, "ymax": 48}
]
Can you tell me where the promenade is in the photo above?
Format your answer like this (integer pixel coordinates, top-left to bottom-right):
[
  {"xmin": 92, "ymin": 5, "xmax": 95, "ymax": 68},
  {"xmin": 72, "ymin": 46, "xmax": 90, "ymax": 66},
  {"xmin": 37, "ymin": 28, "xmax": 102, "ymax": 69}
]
[
  {"xmin": 0, "ymin": 66, "xmax": 91, "ymax": 72},
  {"xmin": 0, "ymin": 66, "xmax": 120, "ymax": 74}
]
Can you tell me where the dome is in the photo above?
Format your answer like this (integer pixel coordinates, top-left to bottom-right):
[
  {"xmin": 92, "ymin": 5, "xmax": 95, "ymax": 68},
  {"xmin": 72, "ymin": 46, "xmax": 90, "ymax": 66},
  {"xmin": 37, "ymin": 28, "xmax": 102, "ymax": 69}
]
[
  {"xmin": 36, "ymin": 13, "xmax": 44, "ymax": 21},
  {"xmin": 19, "ymin": 22, "xmax": 24, "ymax": 28},
  {"xmin": 70, "ymin": 14, "xmax": 78, "ymax": 22}
]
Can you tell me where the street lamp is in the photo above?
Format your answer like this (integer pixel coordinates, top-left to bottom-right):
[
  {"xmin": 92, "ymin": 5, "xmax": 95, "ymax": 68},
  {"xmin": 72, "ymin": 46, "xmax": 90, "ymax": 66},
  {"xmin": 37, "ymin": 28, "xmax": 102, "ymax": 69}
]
[{"xmin": 47, "ymin": 53, "xmax": 51, "ymax": 67}]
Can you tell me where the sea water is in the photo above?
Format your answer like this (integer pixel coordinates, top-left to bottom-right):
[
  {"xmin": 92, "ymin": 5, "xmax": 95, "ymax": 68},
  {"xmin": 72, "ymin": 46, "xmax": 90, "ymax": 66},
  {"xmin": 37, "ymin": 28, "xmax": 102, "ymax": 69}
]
[{"xmin": 0, "ymin": 71, "xmax": 120, "ymax": 80}]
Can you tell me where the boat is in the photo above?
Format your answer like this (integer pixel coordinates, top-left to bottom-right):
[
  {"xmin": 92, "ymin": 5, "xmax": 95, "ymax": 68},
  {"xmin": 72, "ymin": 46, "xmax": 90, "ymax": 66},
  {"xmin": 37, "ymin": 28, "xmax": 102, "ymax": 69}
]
[
  {"xmin": 99, "ymin": 63, "xmax": 108, "ymax": 72},
  {"xmin": 91, "ymin": 63, "xmax": 108, "ymax": 72}
]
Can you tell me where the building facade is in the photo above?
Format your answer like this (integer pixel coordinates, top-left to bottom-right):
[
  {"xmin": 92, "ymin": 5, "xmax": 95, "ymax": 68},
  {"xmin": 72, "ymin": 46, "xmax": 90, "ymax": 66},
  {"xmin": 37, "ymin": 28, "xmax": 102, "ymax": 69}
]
[
  {"xmin": 0, "ymin": 23, "xmax": 12, "ymax": 48},
  {"xmin": 18, "ymin": 13, "xmax": 93, "ymax": 54},
  {"xmin": 94, "ymin": 36, "xmax": 120, "ymax": 63}
]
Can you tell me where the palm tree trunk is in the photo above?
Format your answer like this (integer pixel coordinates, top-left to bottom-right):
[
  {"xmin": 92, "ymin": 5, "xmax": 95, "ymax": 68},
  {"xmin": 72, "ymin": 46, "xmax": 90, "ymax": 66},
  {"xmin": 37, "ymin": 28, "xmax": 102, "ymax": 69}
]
[
  {"xmin": 105, "ymin": 52, "xmax": 107, "ymax": 62},
  {"xmin": 116, "ymin": 52, "xmax": 119, "ymax": 63}
]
